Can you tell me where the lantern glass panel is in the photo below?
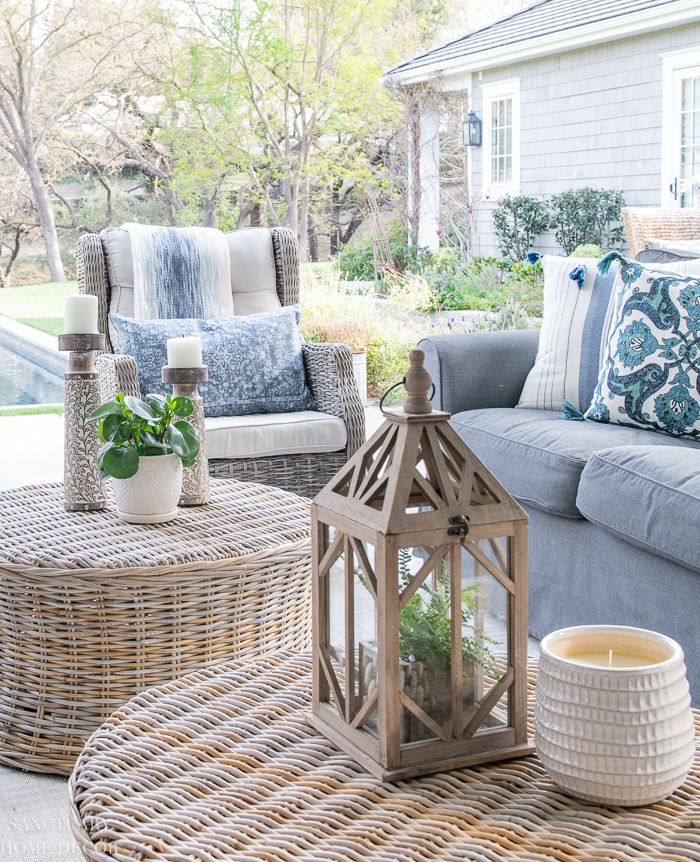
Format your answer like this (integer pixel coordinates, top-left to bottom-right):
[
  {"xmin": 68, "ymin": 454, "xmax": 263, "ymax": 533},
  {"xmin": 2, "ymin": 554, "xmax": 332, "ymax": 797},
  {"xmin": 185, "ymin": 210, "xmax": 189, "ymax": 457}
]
[
  {"xmin": 327, "ymin": 529, "xmax": 379, "ymax": 730},
  {"xmin": 460, "ymin": 538, "xmax": 510, "ymax": 731}
]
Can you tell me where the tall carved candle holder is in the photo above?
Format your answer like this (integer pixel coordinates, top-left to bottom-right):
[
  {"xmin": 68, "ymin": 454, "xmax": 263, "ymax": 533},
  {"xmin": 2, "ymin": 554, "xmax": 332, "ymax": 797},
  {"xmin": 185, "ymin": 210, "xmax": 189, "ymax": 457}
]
[
  {"xmin": 162, "ymin": 365, "xmax": 210, "ymax": 505},
  {"xmin": 58, "ymin": 331, "xmax": 107, "ymax": 511}
]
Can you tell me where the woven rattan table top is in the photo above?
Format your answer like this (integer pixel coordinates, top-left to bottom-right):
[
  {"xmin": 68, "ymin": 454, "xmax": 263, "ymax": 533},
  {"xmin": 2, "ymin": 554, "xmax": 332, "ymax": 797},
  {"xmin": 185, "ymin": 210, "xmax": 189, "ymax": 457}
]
[
  {"xmin": 0, "ymin": 479, "xmax": 310, "ymax": 571},
  {"xmin": 69, "ymin": 651, "xmax": 700, "ymax": 862}
]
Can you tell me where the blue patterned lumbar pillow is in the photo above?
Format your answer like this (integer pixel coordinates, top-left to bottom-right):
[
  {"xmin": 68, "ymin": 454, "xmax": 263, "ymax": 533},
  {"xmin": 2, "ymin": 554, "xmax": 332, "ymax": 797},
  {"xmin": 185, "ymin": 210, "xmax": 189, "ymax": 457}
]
[
  {"xmin": 585, "ymin": 252, "xmax": 700, "ymax": 439},
  {"xmin": 109, "ymin": 305, "xmax": 314, "ymax": 417}
]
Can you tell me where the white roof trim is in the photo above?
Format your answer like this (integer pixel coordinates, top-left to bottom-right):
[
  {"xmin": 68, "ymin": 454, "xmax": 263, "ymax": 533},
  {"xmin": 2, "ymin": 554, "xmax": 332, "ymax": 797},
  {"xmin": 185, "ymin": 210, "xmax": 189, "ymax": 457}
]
[{"xmin": 389, "ymin": 0, "xmax": 700, "ymax": 84}]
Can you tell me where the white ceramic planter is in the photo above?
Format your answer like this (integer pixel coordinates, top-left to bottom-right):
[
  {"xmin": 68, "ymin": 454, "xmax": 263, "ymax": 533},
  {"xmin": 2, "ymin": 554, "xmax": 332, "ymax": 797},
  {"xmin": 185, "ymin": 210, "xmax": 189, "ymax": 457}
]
[
  {"xmin": 352, "ymin": 351, "xmax": 367, "ymax": 407},
  {"xmin": 112, "ymin": 453, "xmax": 183, "ymax": 524},
  {"xmin": 535, "ymin": 625, "xmax": 695, "ymax": 806}
]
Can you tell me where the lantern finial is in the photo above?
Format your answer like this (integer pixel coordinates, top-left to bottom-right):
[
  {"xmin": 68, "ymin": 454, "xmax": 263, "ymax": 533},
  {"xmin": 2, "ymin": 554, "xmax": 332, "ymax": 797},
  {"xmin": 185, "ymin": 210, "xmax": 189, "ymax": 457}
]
[{"xmin": 403, "ymin": 349, "xmax": 433, "ymax": 415}]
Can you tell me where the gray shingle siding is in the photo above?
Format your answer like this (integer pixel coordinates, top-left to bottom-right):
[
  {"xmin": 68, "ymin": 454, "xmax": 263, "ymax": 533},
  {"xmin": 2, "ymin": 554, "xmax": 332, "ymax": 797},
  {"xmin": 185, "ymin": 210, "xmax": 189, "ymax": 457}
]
[{"xmin": 472, "ymin": 23, "xmax": 700, "ymax": 256}]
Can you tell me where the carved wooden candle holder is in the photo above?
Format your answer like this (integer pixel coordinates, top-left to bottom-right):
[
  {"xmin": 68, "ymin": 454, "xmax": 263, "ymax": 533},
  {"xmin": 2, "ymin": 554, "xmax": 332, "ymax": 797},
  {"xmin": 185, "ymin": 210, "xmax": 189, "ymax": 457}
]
[
  {"xmin": 58, "ymin": 332, "xmax": 107, "ymax": 512},
  {"xmin": 162, "ymin": 365, "xmax": 210, "ymax": 506}
]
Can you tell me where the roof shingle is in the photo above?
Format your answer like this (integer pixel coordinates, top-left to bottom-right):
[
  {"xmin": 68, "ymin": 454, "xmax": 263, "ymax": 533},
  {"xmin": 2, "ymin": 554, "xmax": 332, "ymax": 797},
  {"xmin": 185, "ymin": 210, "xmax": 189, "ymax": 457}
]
[{"xmin": 387, "ymin": 0, "xmax": 679, "ymax": 76}]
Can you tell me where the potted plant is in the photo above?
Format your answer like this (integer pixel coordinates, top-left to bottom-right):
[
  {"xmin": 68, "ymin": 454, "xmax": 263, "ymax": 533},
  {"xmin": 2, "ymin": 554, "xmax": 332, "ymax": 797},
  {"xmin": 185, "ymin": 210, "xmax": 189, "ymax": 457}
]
[
  {"xmin": 88, "ymin": 392, "xmax": 200, "ymax": 524},
  {"xmin": 357, "ymin": 551, "xmax": 501, "ymax": 742}
]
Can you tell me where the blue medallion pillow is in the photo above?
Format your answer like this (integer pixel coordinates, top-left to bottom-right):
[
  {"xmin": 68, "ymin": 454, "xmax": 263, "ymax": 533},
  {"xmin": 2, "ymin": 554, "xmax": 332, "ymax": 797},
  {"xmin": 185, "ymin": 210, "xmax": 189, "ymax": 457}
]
[
  {"xmin": 585, "ymin": 252, "xmax": 700, "ymax": 439},
  {"xmin": 109, "ymin": 305, "xmax": 315, "ymax": 417}
]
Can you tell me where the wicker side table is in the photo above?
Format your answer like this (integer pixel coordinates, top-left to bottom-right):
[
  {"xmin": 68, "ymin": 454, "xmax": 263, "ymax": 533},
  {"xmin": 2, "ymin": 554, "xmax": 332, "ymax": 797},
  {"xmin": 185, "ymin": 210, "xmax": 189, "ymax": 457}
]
[
  {"xmin": 0, "ymin": 479, "xmax": 311, "ymax": 774},
  {"xmin": 69, "ymin": 651, "xmax": 700, "ymax": 862}
]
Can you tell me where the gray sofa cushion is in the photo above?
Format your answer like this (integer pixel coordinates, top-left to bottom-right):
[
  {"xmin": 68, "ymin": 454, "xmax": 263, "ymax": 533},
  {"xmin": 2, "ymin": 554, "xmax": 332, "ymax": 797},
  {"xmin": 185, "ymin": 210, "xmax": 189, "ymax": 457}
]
[
  {"xmin": 577, "ymin": 446, "xmax": 700, "ymax": 575},
  {"xmin": 450, "ymin": 408, "xmax": 700, "ymax": 519}
]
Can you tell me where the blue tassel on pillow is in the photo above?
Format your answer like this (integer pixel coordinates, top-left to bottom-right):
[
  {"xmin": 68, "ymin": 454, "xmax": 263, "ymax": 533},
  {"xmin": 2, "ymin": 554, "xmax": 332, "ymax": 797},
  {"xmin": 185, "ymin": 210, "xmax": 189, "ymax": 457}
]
[
  {"xmin": 562, "ymin": 399, "xmax": 586, "ymax": 421},
  {"xmin": 527, "ymin": 251, "xmax": 541, "ymax": 264},
  {"xmin": 597, "ymin": 251, "xmax": 625, "ymax": 275},
  {"xmin": 568, "ymin": 265, "xmax": 586, "ymax": 289}
]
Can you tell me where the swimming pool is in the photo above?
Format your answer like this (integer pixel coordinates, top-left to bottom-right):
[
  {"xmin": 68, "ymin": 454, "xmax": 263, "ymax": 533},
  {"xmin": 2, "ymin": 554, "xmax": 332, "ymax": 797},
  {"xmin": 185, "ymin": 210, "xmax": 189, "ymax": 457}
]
[{"xmin": 0, "ymin": 343, "xmax": 64, "ymax": 406}]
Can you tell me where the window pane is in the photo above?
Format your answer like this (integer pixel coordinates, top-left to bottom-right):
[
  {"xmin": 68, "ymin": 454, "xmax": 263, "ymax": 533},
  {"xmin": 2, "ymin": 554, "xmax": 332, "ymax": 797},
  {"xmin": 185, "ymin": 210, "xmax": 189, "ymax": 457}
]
[{"xmin": 490, "ymin": 96, "xmax": 514, "ymax": 187}]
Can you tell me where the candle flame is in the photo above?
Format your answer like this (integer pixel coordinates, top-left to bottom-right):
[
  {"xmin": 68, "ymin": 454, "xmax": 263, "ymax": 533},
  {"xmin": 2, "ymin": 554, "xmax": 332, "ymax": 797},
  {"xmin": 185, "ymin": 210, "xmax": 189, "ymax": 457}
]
[{"xmin": 609, "ymin": 649, "xmax": 613, "ymax": 668}]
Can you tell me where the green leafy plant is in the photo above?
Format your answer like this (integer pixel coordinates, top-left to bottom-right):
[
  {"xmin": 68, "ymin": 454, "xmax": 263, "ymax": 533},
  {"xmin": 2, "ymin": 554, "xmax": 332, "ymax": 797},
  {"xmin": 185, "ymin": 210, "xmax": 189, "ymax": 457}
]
[
  {"xmin": 549, "ymin": 188, "xmax": 625, "ymax": 255},
  {"xmin": 397, "ymin": 551, "xmax": 501, "ymax": 679},
  {"xmin": 571, "ymin": 243, "xmax": 604, "ymax": 259},
  {"xmin": 492, "ymin": 195, "xmax": 550, "ymax": 261},
  {"xmin": 88, "ymin": 392, "xmax": 200, "ymax": 480}
]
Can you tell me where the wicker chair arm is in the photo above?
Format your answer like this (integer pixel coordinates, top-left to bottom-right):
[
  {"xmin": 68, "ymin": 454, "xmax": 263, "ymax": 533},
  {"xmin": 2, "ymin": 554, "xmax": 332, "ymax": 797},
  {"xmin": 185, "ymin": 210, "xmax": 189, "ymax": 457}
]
[
  {"xmin": 76, "ymin": 233, "xmax": 113, "ymax": 353},
  {"xmin": 302, "ymin": 342, "xmax": 365, "ymax": 457},
  {"xmin": 270, "ymin": 227, "xmax": 300, "ymax": 306},
  {"xmin": 95, "ymin": 353, "xmax": 141, "ymax": 403}
]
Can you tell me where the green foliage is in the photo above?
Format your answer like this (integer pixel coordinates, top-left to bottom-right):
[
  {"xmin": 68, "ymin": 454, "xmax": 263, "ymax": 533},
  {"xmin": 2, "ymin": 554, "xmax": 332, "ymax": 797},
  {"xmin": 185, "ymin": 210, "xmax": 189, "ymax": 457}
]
[
  {"xmin": 337, "ymin": 223, "xmax": 425, "ymax": 280},
  {"xmin": 300, "ymin": 270, "xmax": 422, "ymax": 397},
  {"xmin": 397, "ymin": 551, "xmax": 500, "ymax": 678},
  {"xmin": 571, "ymin": 243, "xmax": 604, "ymax": 259},
  {"xmin": 492, "ymin": 195, "xmax": 550, "ymax": 261},
  {"xmin": 549, "ymin": 188, "xmax": 625, "ymax": 255},
  {"xmin": 471, "ymin": 297, "xmax": 533, "ymax": 332},
  {"xmin": 88, "ymin": 392, "xmax": 200, "ymax": 479}
]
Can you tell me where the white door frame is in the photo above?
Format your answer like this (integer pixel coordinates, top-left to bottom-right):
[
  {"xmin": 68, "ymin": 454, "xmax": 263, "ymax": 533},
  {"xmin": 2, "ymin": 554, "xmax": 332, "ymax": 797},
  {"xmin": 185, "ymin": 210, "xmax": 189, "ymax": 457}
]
[{"xmin": 661, "ymin": 47, "xmax": 700, "ymax": 207}]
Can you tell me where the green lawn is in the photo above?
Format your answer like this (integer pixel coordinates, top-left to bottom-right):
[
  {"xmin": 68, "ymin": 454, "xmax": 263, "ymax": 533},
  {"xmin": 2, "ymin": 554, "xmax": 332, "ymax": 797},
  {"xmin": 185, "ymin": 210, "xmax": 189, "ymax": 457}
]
[
  {"xmin": 0, "ymin": 280, "xmax": 76, "ymax": 336},
  {"xmin": 0, "ymin": 404, "xmax": 64, "ymax": 416}
]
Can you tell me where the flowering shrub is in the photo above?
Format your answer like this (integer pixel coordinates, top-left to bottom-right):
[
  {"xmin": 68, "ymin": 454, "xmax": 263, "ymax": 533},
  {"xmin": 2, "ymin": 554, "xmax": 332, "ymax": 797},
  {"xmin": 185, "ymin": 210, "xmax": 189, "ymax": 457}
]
[{"xmin": 300, "ymin": 270, "xmax": 421, "ymax": 397}]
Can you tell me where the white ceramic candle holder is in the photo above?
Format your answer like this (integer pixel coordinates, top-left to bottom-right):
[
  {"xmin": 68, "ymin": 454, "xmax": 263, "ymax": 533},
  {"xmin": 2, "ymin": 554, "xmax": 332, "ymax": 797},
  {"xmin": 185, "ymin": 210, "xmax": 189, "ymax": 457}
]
[
  {"xmin": 162, "ymin": 365, "xmax": 210, "ymax": 506},
  {"xmin": 58, "ymin": 332, "xmax": 107, "ymax": 511},
  {"xmin": 535, "ymin": 625, "xmax": 695, "ymax": 807}
]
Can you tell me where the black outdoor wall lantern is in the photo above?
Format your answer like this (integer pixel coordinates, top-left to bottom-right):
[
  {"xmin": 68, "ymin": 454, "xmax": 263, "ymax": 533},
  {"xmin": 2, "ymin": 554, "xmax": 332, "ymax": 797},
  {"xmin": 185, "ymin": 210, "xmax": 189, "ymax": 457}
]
[{"xmin": 463, "ymin": 112, "xmax": 482, "ymax": 147}]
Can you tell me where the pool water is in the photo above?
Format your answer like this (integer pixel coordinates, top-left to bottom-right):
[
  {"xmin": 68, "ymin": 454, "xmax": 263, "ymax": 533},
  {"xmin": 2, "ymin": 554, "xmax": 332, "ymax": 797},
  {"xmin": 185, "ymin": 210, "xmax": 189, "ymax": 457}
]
[{"xmin": 0, "ymin": 344, "xmax": 64, "ymax": 406}]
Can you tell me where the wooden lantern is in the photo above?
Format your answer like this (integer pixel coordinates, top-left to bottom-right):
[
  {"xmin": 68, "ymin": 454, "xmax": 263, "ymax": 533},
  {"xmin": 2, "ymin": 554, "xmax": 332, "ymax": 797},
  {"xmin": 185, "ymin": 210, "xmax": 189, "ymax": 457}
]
[{"xmin": 309, "ymin": 349, "xmax": 534, "ymax": 781}]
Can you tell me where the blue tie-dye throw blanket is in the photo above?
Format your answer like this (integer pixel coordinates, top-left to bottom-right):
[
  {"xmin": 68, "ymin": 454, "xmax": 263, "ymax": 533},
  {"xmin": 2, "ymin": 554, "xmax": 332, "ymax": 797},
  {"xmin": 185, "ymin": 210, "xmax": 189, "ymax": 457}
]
[{"xmin": 122, "ymin": 224, "xmax": 233, "ymax": 320}]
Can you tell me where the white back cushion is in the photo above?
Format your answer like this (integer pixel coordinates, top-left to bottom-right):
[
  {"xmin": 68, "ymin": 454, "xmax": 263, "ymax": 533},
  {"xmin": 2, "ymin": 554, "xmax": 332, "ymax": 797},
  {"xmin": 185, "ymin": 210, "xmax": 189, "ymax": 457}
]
[{"xmin": 101, "ymin": 226, "xmax": 281, "ymax": 349}]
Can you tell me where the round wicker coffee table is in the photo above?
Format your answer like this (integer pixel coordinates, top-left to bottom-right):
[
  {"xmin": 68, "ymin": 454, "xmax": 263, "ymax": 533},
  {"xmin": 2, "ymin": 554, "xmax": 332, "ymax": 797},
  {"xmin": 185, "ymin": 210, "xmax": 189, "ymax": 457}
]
[
  {"xmin": 0, "ymin": 480, "xmax": 311, "ymax": 774},
  {"xmin": 69, "ymin": 651, "xmax": 700, "ymax": 862}
]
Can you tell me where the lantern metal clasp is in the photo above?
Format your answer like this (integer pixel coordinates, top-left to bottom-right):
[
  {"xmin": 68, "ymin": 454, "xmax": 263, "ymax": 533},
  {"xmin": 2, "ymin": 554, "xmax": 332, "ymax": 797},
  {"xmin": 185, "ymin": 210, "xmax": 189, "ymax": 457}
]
[{"xmin": 447, "ymin": 514, "xmax": 470, "ymax": 538}]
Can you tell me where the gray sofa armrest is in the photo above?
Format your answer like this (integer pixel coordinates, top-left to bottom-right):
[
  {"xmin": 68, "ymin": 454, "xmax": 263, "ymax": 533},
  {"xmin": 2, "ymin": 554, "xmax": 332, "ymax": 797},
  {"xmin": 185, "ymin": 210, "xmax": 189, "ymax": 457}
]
[
  {"xmin": 419, "ymin": 330, "xmax": 540, "ymax": 415},
  {"xmin": 302, "ymin": 342, "xmax": 365, "ymax": 457},
  {"xmin": 95, "ymin": 353, "xmax": 141, "ymax": 403}
]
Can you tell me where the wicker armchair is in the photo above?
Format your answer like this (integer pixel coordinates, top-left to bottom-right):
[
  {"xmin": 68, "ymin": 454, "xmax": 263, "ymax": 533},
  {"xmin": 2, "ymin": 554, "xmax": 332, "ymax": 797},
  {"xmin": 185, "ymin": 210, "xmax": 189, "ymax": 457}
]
[
  {"xmin": 76, "ymin": 228, "xmax": 365, "ymax": 499},
  {"xmin": 622, "ymin": 207, "xmax": 700, "ymax": 258}
]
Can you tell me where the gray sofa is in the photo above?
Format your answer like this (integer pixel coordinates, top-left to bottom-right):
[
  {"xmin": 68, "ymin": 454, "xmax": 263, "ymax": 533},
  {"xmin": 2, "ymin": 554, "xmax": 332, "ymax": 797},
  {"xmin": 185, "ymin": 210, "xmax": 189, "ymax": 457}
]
[{"xmin": 420, "ymin": 330, "xmax": 700, "ymax": 704}]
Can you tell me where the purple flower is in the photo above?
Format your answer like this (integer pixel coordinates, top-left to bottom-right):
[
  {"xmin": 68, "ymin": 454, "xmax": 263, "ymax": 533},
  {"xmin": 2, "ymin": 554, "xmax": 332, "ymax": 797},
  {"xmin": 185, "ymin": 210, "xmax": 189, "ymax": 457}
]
[{"xmin": 436, "ymin": 229, "xmax": 441, "ymax": 236}]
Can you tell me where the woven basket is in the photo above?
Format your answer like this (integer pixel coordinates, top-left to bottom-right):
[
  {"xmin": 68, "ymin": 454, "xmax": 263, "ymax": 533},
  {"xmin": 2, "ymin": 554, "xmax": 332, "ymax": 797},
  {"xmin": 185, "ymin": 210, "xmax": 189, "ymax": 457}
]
[
  {"xmin": 68, "ymin": 650, "xmax": 700, "ymax": 862},
  {"xmin": 622, "ymin": 206, "xmax": 700, "ymax": 258},
  {"xmin": 0, "ymin": 479, "xmax": 312, "ymax": 774}
]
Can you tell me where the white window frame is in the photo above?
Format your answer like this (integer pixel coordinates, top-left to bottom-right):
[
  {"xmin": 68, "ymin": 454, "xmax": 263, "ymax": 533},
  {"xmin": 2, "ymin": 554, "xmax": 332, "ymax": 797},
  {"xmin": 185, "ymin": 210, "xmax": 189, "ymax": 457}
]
[
  {"xmin": 480, "ymin": 78, "xmax": 521, "ymax": 201},
  {"xmin": 661, "ymin": 48, "xmax": 700, "ymax": 208}
]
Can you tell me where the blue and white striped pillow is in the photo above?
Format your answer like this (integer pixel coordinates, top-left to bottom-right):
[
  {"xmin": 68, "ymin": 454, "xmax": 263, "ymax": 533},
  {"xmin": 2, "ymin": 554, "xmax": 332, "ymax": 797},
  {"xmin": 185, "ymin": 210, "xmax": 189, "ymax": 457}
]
[{"xmin": 517, "ymin": 256, "xmax": 618, "ymax": 412}]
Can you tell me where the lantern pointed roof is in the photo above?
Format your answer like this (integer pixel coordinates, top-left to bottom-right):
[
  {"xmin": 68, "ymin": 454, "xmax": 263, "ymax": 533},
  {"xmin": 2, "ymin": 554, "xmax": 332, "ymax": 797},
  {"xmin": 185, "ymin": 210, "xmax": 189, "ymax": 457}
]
[{"xmin": 314, "ymin": 407, "xmax": 526, "ymax": 536}]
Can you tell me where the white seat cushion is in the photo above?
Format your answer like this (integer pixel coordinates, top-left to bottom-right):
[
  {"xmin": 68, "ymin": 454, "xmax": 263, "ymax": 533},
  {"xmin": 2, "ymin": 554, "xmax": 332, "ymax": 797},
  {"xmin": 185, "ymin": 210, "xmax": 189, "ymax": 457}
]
[{"xmin": 205, "ymin": 411, "xmax": 347, "ymax": 459}]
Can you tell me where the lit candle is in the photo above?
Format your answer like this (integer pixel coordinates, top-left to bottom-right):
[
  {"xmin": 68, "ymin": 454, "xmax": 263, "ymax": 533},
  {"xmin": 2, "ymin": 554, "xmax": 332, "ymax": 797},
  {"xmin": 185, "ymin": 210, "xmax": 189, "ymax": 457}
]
[
  {"xmin": 63, "ymin": 295, "xmax": 99, "ymax": 334},
  {"xmin": 167, "ymin": 336, "xmax": 203, "ymax": 368}
]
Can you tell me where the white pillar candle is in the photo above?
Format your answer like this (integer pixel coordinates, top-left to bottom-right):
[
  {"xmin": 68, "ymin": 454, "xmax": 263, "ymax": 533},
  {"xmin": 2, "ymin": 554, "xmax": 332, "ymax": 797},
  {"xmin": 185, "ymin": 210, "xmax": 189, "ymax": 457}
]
[
  {"xmin": 167, "ymin": 336, "xmax": 203, "ymax": 368},
  {"xmin": 63, "ymin": 295, "xmax": 99, "ymax": 334}
]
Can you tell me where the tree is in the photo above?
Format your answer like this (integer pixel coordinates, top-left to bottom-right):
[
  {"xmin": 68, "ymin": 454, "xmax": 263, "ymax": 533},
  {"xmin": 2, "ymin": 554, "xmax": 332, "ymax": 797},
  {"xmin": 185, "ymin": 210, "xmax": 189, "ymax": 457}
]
[
  {"xmin": 0, "ymin": 0, "xmax": 149, "ymax": 280},
  {"xmin": 161, "ymin": 0, "xmax": 401, "ymax": 257}
]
